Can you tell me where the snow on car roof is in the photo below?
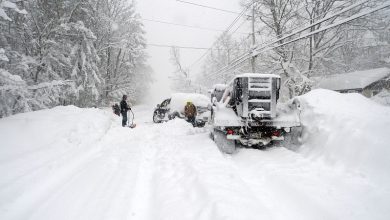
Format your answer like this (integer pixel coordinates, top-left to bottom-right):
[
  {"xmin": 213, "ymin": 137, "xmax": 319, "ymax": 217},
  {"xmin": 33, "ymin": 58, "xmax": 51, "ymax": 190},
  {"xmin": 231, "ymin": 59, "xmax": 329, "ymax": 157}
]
[
  {"xmin": 212, "ymin": 84, "xmax": 227, "ymax": 91},
  {"xmin": 317, "ymin": 68, "xmax": 390, "ymax": 91},
  {"xmin": 236, "ymin": 73, "xmax": 281, "ymax": 78},
  {"xmin": 170, "ymin": 93, "xmax": 209, "ymax": 113}
]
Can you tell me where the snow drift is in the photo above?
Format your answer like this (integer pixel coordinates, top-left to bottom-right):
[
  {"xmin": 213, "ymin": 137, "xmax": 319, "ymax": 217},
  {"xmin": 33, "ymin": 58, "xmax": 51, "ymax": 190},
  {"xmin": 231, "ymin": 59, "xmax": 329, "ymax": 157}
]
[{"xmin": 296, "ymin": 89, "xmax": 390, "ymax": 184}]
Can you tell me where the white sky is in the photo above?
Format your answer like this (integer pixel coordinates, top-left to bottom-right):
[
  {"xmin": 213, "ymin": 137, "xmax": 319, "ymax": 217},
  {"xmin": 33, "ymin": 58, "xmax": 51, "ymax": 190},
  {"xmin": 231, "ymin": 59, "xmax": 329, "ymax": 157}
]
[{"xmin": 136, "ymin": 0, "xmax": 246, "ymax": 103}]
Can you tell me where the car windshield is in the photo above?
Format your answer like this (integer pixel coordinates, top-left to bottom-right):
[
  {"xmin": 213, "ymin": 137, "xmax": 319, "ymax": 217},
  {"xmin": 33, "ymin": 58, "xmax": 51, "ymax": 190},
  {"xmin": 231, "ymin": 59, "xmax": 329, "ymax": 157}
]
[{"xmin": 160, "ymin": 99, "xmax": 170, "ymax": 107}]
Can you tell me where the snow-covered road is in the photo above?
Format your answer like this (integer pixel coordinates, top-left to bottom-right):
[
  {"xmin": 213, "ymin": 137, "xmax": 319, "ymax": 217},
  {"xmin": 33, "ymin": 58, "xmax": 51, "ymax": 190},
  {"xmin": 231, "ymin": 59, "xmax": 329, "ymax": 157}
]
[{"xmin": 1, "ymin": 91, "xmax": 390, "ymax": 220}]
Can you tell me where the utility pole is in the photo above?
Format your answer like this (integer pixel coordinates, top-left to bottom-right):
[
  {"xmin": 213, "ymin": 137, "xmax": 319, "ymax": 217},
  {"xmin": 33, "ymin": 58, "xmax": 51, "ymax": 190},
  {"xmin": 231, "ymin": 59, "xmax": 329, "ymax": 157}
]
[{"xmin": 251, "ymin": 0, "xmax": 256, "ymax": 73}]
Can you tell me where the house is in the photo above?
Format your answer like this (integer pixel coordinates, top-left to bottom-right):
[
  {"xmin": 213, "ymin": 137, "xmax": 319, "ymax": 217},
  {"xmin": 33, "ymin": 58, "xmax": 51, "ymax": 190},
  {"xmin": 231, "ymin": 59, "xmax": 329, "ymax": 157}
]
[{"xmin": 316, "ymin": 68, "xmax": 390, "ymax": 98}]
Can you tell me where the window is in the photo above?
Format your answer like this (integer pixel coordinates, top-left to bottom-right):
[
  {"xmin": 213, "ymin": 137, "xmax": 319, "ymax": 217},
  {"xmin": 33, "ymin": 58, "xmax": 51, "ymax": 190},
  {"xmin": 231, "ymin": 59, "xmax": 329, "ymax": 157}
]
[{"xmin": 161, "ymin": 99, "xmax": 170, "ymax": 107}]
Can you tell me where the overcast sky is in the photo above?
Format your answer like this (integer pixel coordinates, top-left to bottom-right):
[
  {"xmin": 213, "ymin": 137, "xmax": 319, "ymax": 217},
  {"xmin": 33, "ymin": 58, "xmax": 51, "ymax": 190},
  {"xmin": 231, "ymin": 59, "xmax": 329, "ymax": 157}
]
[{"xmin": 136, "ymin": 0, "xmax": 246, "ymax": 103}]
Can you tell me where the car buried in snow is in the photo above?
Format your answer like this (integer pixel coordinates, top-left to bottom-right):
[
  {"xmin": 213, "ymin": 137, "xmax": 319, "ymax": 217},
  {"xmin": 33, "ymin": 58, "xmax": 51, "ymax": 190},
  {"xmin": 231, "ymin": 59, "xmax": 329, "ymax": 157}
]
[
  {"xmin": 152, "ymin": 93, "xmax": 210, "ymax": 127},
  {"xmin": 210, "ymin": 73, "xmax": 301, "ymax": 153}
]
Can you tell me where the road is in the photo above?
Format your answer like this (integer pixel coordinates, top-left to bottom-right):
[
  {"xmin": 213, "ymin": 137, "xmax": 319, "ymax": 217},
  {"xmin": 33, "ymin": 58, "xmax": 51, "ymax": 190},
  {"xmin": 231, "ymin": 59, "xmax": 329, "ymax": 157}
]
[{"xmin": 0, "ymin": 105, "xmax": 388, "ymax": 220}]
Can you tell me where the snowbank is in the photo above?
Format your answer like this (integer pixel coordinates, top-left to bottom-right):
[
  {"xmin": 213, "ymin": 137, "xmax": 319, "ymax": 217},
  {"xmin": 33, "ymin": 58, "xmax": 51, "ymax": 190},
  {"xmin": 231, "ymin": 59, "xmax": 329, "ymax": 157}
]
[
  {"xmin": 0, "ymin": 106, "xmax": 112, "ymax": 215},
  {"xmin": 371, "ymin": 89, "xmax": 390, "ymax": 106},
  {"xmin": 297, "ymin": 89, "xmax": 390, "ymax": 184}
]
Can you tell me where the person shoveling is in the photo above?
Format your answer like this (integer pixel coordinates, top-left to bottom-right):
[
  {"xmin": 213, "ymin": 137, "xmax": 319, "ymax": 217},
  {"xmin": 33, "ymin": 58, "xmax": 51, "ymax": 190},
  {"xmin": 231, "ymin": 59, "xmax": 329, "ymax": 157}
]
[
  {"xmin": 184, "ymin": 101, "xmax": 197, "ymax": 127},
  {"xmin": 120, "ymin": 95, "xmax": 136, "ymax": 128}
]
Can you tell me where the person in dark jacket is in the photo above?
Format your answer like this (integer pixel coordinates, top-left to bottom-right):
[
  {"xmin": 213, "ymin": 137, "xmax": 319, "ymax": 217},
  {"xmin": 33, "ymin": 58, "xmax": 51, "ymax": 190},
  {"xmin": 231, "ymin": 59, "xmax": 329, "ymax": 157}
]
[
  {"xmin": 184, "ymin": 101, "xmax": 197, "ymax": 126},
  {"xmin": 120, "ymin": 95, "xmax": 131, "ymax": 127}
]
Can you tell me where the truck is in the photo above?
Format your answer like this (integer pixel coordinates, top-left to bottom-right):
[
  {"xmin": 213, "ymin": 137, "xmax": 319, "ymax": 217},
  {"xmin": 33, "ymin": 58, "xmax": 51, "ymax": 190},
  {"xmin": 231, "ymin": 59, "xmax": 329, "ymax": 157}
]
[{"xmin": 210, "ymin": 73, "xmax": 301, "ymax": 154}]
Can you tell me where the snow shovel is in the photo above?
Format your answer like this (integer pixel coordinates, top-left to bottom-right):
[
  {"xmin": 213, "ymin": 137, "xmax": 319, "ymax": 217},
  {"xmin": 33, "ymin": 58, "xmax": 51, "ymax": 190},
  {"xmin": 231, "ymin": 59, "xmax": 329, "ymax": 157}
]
[{"xmin": 128, "ymin": 109, "xmax": 137, "ymax": 128}]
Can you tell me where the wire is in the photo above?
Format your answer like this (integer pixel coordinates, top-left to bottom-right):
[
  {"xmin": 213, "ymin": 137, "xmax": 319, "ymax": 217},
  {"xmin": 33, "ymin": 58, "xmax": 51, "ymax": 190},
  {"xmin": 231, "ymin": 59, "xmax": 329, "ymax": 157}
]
[
  {"xmin": 140, "ymin": 18, "xmax": 249, "ymax": 35},
  {"xmin": 252, "ymin": 0, "xmax": 370, "ymax": 53},
  {"xmin": 216, "ymin": 0, "xmax": 369, "ymax": 70},
  {"xmin": 176, "ymin": 0, "xmax": 245, "ymax": 16},
  {"xmin": 211, "ymin": 1, "xmax": 390, "ymax": 79},
  {"xmin": 147, "ymin": 43, "xmax": 209, "ymax": 50},
  {"xmin": 188, "ymin": 1, "xmax": 255, "ymax": 70},
  {"xmin": 147, "ymin": 43, "xmax": 248, "ymax": 50}
]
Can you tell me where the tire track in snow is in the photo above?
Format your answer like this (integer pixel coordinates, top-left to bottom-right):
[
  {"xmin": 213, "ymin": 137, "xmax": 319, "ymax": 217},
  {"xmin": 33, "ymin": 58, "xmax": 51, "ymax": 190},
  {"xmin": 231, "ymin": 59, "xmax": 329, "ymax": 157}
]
[
  {"xmin": 123, "ymin": 118, "xmax": 275, "ymax": 220},
  {"xmin": 229, "ymin": 147, "xmax": 382, "ymax": 220}
]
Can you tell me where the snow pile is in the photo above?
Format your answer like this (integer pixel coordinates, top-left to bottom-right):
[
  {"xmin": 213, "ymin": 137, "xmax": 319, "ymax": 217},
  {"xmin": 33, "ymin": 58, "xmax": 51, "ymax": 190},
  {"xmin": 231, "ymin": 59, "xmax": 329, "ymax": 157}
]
[
  {"xmin": 297, "ymin": 89, "xmax": 390, "ymax": 184},
  {"xmin": 371, "ymin": 89, "xmax": 390, "ymax": 106},
  {"xmin": 316, "ymin": 68, "xmax": 390, "ymax": 91},
  {"xmin": 0, "ymin": 106, "xmax": 112, "ymax": 218},
  {"xmin": 170, "ymin": 93, "xmax": 209, "ymax": 113}
]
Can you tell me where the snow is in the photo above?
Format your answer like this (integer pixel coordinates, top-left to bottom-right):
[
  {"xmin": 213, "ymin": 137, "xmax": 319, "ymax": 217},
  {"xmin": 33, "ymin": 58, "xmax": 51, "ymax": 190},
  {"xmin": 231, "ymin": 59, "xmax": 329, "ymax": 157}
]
[
  {"xmin": 0, "ymin": 48, "xmax": 9, "ymax": 62},
  {"xmin": 236, "ymin": 73, "xmax": 281, "ymax": 79},
  {"xmin": 296, "ymin": 89, "xmax": 390, "ymax": 185},
  {"xmin": 27, "ymin": 80, "xmax": 74, "ymax": 90},
  {"xmin": 0, "ymin": 0, "xmax": 27, "ymax": 16},
  {"xmin": 169, "ymin": 92, "xmax": 209, "ymax": 113},
  {"xmin": 316, "ymin": 67, "xmax": 390, "ymax": 91},
  {"xmin": 0, "ymin": 91, "xmax": 389, "ymax": 220},
  {"xmin": 372, "ymin": 89, "xmax": 390, "ymax": 106},
  {"xmin": 212, "ymin": 100, "xmax": 300, "ymax": 127},
  {"xmin": 212, "ymin": 84, "xmax": 227, "ymax": 91},
  {"xmin": 213, "ymin": 103, "xmax": 243, "ymax": 126},
  {"xmin": 1, "ymin": 1, "xmax": 18, "ymax": 10},
  {"xmin": 0, "ymin": 69, "xmax": 25, "ymax": 85},
  {"xmin": 0, "ymin": 8, "xmax": 11, "ymax": 21}
]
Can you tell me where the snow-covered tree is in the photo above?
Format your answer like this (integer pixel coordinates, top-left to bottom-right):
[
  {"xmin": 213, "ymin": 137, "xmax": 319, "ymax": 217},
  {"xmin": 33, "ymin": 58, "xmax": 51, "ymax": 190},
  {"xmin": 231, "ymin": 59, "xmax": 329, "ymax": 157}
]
[{"xmin": 0, "ymin": 0, "xmax": 152, "ymax": 117}]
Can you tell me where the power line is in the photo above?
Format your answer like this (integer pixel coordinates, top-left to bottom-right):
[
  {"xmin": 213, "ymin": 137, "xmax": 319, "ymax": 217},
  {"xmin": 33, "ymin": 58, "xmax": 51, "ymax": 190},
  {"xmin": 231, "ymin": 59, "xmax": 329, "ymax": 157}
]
[
  {"xmin": 222, "ymin": 0, "xmax": 369, "ymax": 73},
  {"xmin": 252, "ymin": 0, "xmax": 370, "ymax": 53},
  {"xmin": 188, "ymin": 2, "xmax": 254, "ymax": 70},
  {"xmin": 140, "ymin": 18, "xmax": 249, "ymax": 35},
  {"xmin": 147, "ymin": 43, "xmax": 249, "ymax": 51},
  {"xmin": 259, "ymin": 1, "xmax": 390, "ymax": 55},
  {"xmin": 208, "ymin": 0, "xmax": 389, "ymax": 79},
  {"xmin": 176, "ymin": 0, "xmax": 244, "ymax": 16},
  {"xmin": 147, "ymin": 43, "xmax": 209, "ymax": 50}
]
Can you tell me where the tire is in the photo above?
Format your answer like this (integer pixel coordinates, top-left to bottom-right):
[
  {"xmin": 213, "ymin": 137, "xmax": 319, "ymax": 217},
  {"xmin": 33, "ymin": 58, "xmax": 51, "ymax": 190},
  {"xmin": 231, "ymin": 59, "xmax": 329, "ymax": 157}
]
[
  {"xmin": 282, "ymin": 127, "xmax": 303, "ymax": 151},
  {"xmin": 209, "ymin": 131, "xmax": 215, "ymax": 140},
  {"xmin": 214, "ymin": 129, "xmax": 236, "ymax": 154}
]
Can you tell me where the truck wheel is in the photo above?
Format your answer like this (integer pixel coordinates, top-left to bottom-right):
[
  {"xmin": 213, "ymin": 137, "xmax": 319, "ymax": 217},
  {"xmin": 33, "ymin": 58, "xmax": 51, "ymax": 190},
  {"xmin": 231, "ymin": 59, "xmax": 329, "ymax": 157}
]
[
  {"xmin": 283, "ymin": 127, "xmax": 303, "ymax": 150},
  {"xmin": 209, "ymin": 131, "xmax": 215, "ymax": 140},
  {"xmin": 214, "ymin": 129, "xmax": 236, "ymax": 154}
]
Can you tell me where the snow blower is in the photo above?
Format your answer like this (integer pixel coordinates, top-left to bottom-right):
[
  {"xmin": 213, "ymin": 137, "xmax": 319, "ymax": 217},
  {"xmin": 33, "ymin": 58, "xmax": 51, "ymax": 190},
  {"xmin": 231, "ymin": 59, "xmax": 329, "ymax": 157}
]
[{"xmin": 128, "ymin": 109, "xmax": 137, "ymax": 128}]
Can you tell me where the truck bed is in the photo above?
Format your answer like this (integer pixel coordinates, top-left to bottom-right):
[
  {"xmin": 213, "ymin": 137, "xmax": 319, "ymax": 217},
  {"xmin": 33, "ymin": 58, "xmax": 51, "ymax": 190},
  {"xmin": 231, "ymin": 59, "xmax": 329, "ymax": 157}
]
[{"xmin": 213, "ymin": 104, "xmax": 300, "ymax": 128}]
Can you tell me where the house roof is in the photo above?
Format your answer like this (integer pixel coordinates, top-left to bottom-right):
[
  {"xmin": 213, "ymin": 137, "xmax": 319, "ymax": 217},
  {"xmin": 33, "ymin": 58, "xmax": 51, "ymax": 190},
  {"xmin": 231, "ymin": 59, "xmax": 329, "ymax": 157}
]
[{"xmin": 317, "ymin": 68, "xmax": 390, "ymax": 91}]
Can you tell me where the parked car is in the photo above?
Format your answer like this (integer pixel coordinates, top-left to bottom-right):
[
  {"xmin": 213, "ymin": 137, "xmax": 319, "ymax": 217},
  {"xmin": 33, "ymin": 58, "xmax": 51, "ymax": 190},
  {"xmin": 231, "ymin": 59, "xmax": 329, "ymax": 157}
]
[{"xmin": 153, "ymin": 93, "xmax": 210, "ymax": 127}]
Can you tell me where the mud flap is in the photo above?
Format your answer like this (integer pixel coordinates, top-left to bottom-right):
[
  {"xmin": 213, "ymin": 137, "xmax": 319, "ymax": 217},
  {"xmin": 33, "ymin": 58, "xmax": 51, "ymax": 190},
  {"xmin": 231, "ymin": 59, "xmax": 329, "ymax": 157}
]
[{"xmin": 214, "ymin": 129, "xmax": 236, "ymax": 154}]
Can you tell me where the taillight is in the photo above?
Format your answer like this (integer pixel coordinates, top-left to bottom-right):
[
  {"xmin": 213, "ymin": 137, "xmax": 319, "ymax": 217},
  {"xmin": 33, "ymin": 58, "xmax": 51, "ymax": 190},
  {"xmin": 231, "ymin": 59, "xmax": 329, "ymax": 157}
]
[
  {"xmin": 272, "ymin": 130, "xmax": 281, "ymax": 137},
  {"xmin": 227, "ymin": 129, "xmax": 235, "ymax": 135}
]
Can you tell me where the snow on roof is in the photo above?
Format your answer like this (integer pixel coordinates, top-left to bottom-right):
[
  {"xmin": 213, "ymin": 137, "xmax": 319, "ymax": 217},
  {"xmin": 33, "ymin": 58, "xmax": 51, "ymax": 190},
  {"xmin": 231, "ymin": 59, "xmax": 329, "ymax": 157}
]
[
  {"xmin": 170, "ymin": 93, "xmax": 209, "ymax": 113},
  {"xmin": 212, "ymin": 84, "xmax": 227, "ymax": 91},
  {"xmin": 317, "ymin": 68, "xmax": 390, "ymax": 91},
  {"xmin": 236, "ymin": 73, "xmax": 281, "ymax": 79}
]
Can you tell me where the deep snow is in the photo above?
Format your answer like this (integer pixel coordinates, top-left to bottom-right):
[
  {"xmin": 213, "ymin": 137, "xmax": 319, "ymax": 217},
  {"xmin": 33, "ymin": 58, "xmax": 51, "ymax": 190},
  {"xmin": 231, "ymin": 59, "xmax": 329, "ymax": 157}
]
[{"xmin": 0, "ymin": 89, "xmax": 389, "ymax": 220}]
